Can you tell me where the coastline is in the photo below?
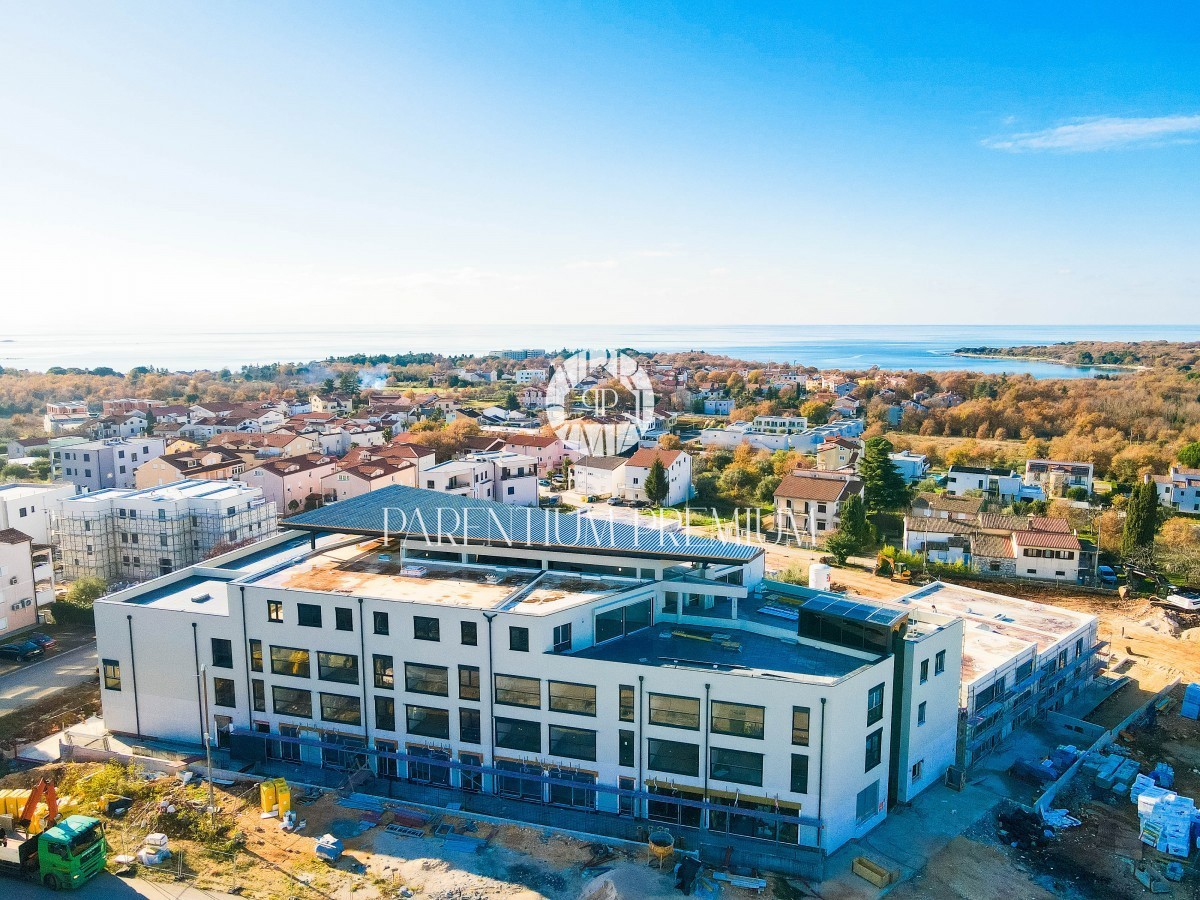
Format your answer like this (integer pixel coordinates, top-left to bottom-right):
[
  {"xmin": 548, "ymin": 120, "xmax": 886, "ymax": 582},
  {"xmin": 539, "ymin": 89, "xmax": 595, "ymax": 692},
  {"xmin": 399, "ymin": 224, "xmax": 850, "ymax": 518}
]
[{"xmin": 951, "ymin": 350, "xmax": 1142, "ymax": 372}]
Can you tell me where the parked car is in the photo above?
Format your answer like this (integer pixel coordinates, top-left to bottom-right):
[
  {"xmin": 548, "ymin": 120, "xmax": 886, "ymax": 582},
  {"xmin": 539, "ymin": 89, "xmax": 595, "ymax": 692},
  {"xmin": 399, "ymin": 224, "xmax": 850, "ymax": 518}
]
[
  {"xmin": 542, "ymin": 494, "xmax": 560, "ymax": 506},
  {"xmin": 27, "ymin": 632, "xmax": 59, "ymax": 651},
  {"xmin": 628, "ymin": 499, "xmax": 649, "ymax": 509},
  {"xmin": 537, "ymin": 479, "xmax": 552, "ymax": 487},
  {"xmin": 606, "ymin": 497, "xmax": 624, "ymax": 506},
  {"xmin": 1165, "ymin": 590, "xmax": 1200, "ymax": 611},
  {"xmin": 1096, "ymin": 566, "xmax": 1118, "ymax": 587},
  {"xmin": 0, "ymin": 640, "xmax": 45, "ymax": 662}
]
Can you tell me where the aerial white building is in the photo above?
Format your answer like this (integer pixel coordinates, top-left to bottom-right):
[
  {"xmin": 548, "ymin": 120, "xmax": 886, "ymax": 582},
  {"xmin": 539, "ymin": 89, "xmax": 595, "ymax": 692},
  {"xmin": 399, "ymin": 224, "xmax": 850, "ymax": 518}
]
[
  {"xmin": 93, "ymin": 486, "xmax": 962, "ymax": 869},
  {"xmin": 422, "ymin": 451, "xmax": 538, "ymax": 506},
  {"xmin": 894, "ymin": 581, "xmax": 1101, "ymax": 765},
  {"xmin": 0, "ymin": 482, "xmax": 78, "ymax": 546},
  {"xmin": 55, "ymin": 479, "xmax": 277, "ymax": 582}
]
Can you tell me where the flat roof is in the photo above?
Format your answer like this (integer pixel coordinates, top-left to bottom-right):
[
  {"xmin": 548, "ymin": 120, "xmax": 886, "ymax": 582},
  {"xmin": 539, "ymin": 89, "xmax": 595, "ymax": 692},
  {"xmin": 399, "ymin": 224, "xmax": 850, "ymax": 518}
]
[
  {"xmin": 120, "ymin": 574, "xmax": 234, "ymax": 616},
  {"xmin": 898, "ymin": 582, "xmax": 1095, "ymax": 655},
  {"xmin": 282, "ymin": 485, "xmax": 763, "ymax": 565},
  {"xmin": 246, "ymin": 541, "xmax": 644, "ymax": 614},
  {"xmin": 0, "ymin": 482, "xmax": 68, "ymax": 499},
  {"xmin": 571, "ymin": 624, "xmax": 874, "ymax": 684},
  {"xmin": 959, "ymin": 625, "xmax": 1033, "ymax": 686},
  {"xmin": 61, "ymin": 479, "xmax": 259, "ymax": 504}
]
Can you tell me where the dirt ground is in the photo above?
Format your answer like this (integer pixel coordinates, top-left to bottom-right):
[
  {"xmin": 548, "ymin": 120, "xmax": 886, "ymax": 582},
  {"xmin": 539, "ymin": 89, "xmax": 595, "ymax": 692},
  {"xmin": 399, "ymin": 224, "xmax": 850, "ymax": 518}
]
[{"xmin": 0, "ymin": 679, "xmax": 101, "ymax": 752}]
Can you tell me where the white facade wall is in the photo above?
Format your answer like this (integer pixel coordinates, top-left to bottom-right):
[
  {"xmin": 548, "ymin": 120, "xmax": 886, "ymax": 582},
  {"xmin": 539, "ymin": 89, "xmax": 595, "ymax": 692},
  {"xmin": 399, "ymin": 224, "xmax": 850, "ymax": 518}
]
[
  {"xmin": 0, "ymin": 537, "xmax": 39, "ymax": 639},
  {"xmin": 0, "ymin": 482, "xmax": 77, "ymax": 545}
]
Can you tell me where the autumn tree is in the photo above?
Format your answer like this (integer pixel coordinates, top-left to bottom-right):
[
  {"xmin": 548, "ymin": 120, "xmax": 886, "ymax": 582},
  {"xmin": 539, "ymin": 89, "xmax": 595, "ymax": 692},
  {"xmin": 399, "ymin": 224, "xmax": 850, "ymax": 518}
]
[
  {"xmin": 658, "ymin": 433, "xmax": 682, "ymax": 450},
  {"xmin": 859, "ymin": 437, "xmax": 909, "ymax": 511}
]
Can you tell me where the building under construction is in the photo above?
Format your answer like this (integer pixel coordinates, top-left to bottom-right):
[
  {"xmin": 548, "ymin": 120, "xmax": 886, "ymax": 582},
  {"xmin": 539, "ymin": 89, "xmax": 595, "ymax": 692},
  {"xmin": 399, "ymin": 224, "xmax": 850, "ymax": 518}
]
[{"xmin": 55, "ymin": 479, "xmax": 277, "ymax": 583}]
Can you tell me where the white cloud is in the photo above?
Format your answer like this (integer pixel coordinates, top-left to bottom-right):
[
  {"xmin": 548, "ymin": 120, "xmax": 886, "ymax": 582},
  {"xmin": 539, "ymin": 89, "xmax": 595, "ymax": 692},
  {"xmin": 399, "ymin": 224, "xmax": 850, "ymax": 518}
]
[{"xmin": 983, "ymin": 114, "xmax": 1200, "ymax": 153}]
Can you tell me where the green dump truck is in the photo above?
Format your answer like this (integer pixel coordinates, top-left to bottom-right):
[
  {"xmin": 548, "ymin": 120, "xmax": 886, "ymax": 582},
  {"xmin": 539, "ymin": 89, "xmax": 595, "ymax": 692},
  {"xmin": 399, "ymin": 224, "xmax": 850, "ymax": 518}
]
[{"xmin": 0, "ymin": 814, "xmax": 109, "ymax": 890}]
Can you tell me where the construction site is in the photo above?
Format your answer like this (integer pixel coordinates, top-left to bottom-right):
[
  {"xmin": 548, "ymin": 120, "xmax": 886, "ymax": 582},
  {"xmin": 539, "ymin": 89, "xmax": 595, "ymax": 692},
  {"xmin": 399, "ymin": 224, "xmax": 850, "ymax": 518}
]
[{"xmin": 54, "ymin": 480, "xmax": 277, "ymax": 582}]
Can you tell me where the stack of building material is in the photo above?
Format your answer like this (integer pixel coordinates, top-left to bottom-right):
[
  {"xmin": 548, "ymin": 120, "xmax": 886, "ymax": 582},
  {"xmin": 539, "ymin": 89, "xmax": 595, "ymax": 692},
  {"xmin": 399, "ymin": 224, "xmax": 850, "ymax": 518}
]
[
  {"xmin": 1181, "ymin": 684, "xmax": 1200, "ymax": 720},
  {"xmin": 1152, "ymin": 763, "xmax": 1175, "ymax": 789},
  {"xmin": 1112, "ymin": 758, "xmax": 1142, "ymax": 796},
  {"xmin": 1137, "ymin": 791, "xmax": 1199, "ymax": 857}
]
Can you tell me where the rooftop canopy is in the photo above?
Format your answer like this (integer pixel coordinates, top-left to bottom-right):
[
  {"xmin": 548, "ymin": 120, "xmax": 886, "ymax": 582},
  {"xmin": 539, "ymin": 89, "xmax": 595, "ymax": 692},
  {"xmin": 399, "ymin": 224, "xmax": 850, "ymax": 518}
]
[{"xmin": 284, "ymin": 485, "xmax": 762, "ymax": 565}]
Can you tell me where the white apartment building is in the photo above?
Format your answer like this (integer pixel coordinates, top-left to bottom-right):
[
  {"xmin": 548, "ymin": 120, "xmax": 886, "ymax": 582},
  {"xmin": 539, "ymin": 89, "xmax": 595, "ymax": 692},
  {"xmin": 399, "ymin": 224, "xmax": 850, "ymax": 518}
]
[
  {"xmin": 0, "ymin": 482, "xmax": 79, "ymax": 546},
  {"xmin": 895, "ymin": 582, "xmax": 1101, "ymax": 764},
  {"xmin": 423, "ymin": 451, "xmax": 538, "ymax": 506},
  {"xmin": 945, "ymin": 466, "xmax": 1043, "ymax": 503},
  {"xmin": 53, "ymin": 437, "xmax": 168, "ymax": 492},
  {"xmin": 55, "ymin": 479, "xmax": 278, "ymax": 582},
  {"xmin": 621, "ymin": 448, "xmax": 693, "ymax": 507},
  {"xmin": 93, "ymin": 486, "xmax": 962, "ymax": 869},
  {"xmin": 514, "ymin": 369, "xmax": 548, "ymax": 384}
]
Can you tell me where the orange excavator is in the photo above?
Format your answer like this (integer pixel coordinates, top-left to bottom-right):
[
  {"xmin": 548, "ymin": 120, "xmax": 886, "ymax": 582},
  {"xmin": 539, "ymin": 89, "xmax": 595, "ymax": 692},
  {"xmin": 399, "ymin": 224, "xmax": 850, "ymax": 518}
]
[{"xmin": 17, "ymin": 778, "xmax": 59, "ymax": 829}]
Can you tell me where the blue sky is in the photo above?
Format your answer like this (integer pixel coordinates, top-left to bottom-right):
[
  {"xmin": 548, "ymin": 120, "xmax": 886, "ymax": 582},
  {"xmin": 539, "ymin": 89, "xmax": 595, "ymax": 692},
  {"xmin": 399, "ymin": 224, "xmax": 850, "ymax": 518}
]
[{"xmin": 1, "ymin": 2, "xmax": 1197, "ymax": 329}]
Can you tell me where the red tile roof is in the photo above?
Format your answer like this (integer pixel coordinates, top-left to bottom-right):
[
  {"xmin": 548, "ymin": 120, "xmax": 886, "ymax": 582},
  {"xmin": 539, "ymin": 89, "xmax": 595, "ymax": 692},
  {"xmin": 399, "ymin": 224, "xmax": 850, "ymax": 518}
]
[
  {"xmin": 1012, "ymin": 530, "xmax": 1081, "ymax": 550},
  {"xmin": 775, "ymin": 472, "xmax": 863, "ymax": 503},
  {"xmin": 626, "ymin": 448, "xmax": 683, "ymax": 469}
]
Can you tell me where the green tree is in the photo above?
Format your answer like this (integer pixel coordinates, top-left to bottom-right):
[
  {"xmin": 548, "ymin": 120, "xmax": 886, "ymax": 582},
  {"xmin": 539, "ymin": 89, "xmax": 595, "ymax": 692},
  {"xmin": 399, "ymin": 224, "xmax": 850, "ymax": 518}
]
[
  {"xmin": 503, "ymin": 391, "xmax": 520, "ymax": 411},
  {"xmin": 859, "ymin": 437, "xmax": 909, "ymax": 511},
  {"xmin": 1121, "ymin": 480, "xmax": 1161, "ymax": 557},
  {"xmin": 66, "ymin": 576, "xmax": 108, "ymax": 607},
  {"xmin": 644, "ymin": 458, "xmax": 669, "ymax": 507},
  {"xmin": 838, "ymin": 493, "xmax": 875, "ymax": 551},
  {"xmin": 692, "ymin": 471, "xmax": 720, "ymax": 504},
  {"xmin": 1179, "ymin": 442, "xmax": 1200, "ymax": 469},
  {"xmin": 824, "ymin": 530, "xmax": 856, "ymax": 565}
]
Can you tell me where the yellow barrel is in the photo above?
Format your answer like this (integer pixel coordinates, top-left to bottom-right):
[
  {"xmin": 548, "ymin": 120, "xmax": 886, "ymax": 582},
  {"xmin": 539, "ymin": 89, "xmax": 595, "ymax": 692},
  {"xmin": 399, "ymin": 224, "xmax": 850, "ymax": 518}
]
[
  {"xmin": 275, "ymin": 780, "xmax": 291, "ymax": 816},
  {"xmin": 259, "ymin": 779, "xmax": 278, "ymax": 813}
]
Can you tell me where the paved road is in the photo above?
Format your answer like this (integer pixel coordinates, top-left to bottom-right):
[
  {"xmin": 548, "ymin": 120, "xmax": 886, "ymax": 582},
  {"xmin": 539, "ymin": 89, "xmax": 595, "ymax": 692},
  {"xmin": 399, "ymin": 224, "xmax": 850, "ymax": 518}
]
[
  {"xmin": 0, "ymin": 641, "xmax": 98, "ymax": 717},
  {"xmin": 2, "ymin": 873, "xmax": 243, "ymax": 899}
]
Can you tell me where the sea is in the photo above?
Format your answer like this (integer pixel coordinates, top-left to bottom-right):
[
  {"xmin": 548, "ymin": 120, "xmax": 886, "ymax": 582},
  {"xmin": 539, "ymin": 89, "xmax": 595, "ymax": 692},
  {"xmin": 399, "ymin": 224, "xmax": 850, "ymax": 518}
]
[{"xmin": 2, "ymin": 324, "xmax": 1197, "ymax": 379}]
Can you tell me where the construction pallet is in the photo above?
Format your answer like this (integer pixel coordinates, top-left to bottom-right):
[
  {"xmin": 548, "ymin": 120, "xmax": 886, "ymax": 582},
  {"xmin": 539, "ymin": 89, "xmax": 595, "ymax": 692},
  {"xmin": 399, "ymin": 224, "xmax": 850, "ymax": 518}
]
[{"xmin": 385, "ymin": 824, "xmax": 426, "ymax": 838}]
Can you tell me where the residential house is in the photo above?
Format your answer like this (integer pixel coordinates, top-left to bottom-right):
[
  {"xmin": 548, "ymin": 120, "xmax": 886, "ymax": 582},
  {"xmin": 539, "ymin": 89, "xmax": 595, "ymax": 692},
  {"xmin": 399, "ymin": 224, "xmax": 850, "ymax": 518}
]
[
  {"xmin": 311, "ymin": 393, "xmax": 356, "ymax": 413},
  {"xmin": 322, "ymin": 460, "xmax": 415, "ymax": 502},
  {"xmin": 498, "ymin": 433, "xmax": 566, "ymax": 475},
  {"xmin": 44, "ymin": 400, "xmax": 93, "ymax": 435},
  {"xmin": 207, "ymin": 431, "xmax": 320, "ymax": 459},
  {"xmin": 889, "ymin": 451, "xmax": 930, "ymax": 484},
  {"xmin": 1024, "ymin": 460, "xmax": 1094, "ymax": 498},
  {"xmin": 903, "ymin": 512, "xmax": 1084, "ymax": 582},
  {"xmin": 519, "ymin": 385, "xmax": 548, "ymax": 409},
  {"xmin": 0, "ymin": 529, "xmax": 42, "ymax": 640},
  {"xmin": 622, "ymin": 448, "xmax": 693, "ymax": 507},
  {"xmin": 102, "ymin": 399, "xmax": 164, "ymax": 416},
  {"xmin": 703, "ymin": 398, "xmax": 735, "ymax": 415},
  {"xmin": 773, "ymin": 471, "xmax": 865, "ymax": 539},
  {"xmin": 514, "ymin": 368, "xmax": 548, "ymax": 384},
  {"xmin": 945, "ymin": 466, "xmax": 1041, "ymax": 503},
  {"xmin": 909, "ymin": 492, "xmax": 984, "ymax": 521},
  {"xmin": 423, "ymin": 451, "xmax": 538, "ymax": 505},
  {"xmin": 570, "ymin": 455, "xmax": 628, "ymax": 497},
  {"xmin": 1152, "ymin": 468, "xmax": 1200, "ymax": 514},
  {"xmin": 54, "ymin": 437, "xmax": 168, "ymax": 492},
  {"xmin": 815, "ymin": 438, "xmax": 861, "ymax": 472},
  {"xmin": 239, "ymin": 454, "xmax": 338, "ymax": 514},
  {"xmin": 88, "ymin": 410, "xmax": 150, "ymax": 440},
  {"xmin": 135, "ymin": 449, "xmax": 251, "ymax": 489}
]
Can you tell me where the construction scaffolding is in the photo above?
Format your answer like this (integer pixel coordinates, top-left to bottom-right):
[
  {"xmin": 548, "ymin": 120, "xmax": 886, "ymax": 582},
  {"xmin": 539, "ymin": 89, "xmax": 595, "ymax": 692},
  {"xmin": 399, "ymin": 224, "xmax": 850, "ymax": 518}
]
[{"xmin": 55, "ymin": 498, "xmax": 278, "ymax": 583}]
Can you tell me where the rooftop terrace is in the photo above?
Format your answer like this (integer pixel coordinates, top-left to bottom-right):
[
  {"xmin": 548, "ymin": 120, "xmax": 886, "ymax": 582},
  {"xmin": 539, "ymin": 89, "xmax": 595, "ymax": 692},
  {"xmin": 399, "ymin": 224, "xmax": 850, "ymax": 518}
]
[
  {"xmin": 898, "ymin": 582, "xmax": 1095, "ymax": 655},
  {"xmin": 571, "ymin": 624, "xmax": 874, "ymax": 683},
  {"xmin": 247, "ymin": 539, "xmax": 644, "ymax": 613}
]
